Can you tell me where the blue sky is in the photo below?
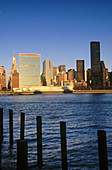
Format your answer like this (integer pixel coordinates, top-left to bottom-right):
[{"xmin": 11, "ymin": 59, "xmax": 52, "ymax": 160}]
[{"xmin": 0, "ymin": 0, "xmax": 112, "ymax": 77}]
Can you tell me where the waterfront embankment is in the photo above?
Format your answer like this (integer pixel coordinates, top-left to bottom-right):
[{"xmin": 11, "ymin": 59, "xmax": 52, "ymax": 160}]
[
  {"xmin": 1, "ymin": 90, "xmax": 112, "ymax": 95},
  {"xmin": 72, "ymin": 90, "xmax": 112, "ymax": 93}
]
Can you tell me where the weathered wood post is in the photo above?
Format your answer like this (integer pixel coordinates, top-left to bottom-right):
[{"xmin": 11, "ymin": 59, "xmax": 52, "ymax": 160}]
[
  {"xmin": 0, "ymin": 108, "xmax": 3, "ymax": 141},
  {"xmin": 60, "ymin": 121, "xmax": 68, "ymax": 170},
  {"xmin": 9, "ymin": 109, "xmax": 13, "ymax": 147},
  {"xmin": 17, "ymin": 140, "xmax": 28, "ymax": 170},
  {"xmin": 0, "ymin": 139, "xmax": 1, "ymax": 169},
  {"xmin": 0, "ymin": 108, "xmax": 3, "ymax": 169},
  {"xmin": 36, "ymin": 116, "xmax": 42, "ymax": 167},
  {"xmin": 97, "ymin": 130, "xmax": 108, "ymax": 170},
  {"xmin": 20, "ymin": 112, "xmax": 25, "ymax": 140}
]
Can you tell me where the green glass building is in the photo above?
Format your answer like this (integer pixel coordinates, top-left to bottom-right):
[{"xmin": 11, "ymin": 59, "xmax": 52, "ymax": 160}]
[{"xmin": 19, "ymin": 53, "xmax": 40, "ymax": 90}]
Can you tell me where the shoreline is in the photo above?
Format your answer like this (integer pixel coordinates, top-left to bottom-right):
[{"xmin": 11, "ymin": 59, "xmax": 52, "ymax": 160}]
[{"xmin": 0, "ymin": 90, "xmax": 112, "ymax": 95}]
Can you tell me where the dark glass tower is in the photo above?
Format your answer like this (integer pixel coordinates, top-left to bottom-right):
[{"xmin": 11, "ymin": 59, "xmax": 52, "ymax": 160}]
[
  {"xmin": 91, "ymin": 41, "xmax": 101, "ymax": 88},
  {"xmin": 76, "ymin": 60, "xmax": 84, "ymax": 82}
]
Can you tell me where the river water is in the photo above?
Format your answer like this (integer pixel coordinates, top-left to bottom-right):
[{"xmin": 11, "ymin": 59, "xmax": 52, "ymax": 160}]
[{"xmin": 0, "ymin": 93, "xmax": 112, "ymax": 169}]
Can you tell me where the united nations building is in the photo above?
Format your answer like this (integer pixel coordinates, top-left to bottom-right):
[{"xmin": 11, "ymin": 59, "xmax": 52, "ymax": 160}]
[{"xmin": 19, "ymin": 53, "xmax": 41, "ymax": 90}]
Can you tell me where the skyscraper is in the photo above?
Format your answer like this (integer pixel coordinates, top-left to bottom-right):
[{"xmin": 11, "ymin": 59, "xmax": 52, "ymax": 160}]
[
  {"xmin": 87, "ymin": 69, "xmax": 91, "ymax": 87},
  {"xmin": 76, "ymin": 60, "xmax": 84, "ymax": 82},
  {"xmin": 53, "ymin": 66, "xmax": 59, "ymax": 77},
  {"xmin": 57, "ymin": 71, "xmax": 67, "ymax": 86},
  {"xmin": 8, "ymin": 51, "xmax": 19, "ymax": 89},
  {"xmin": 19, "ymin": 53, "xmax": 40, "ymax": 90},
  {"xmin": 84, "ymin": 70, "xmax": 87, "ymax": 82},
  {"xmin": 101, "ymin": 61, "xmax": 106, "ymax": 88},
  {"xmin": 0, "ymin": 66, "xmax": 6, "ymax": 89},
  {"xmin": 105, "ymin": 68, "xmax": 109, "ymax": 86},
  {"xmin": 91, "ymin": 41, "xmax": 101, "ymax": 88},
  {"xmin": 12, "ymin": 51, "xmax": 17, "ymax": 70},
  {"xmin": 68, "ymin": 69, "xmax": 75, "ymax": 81},
  {"xmin": 59, "ymin": 65, "xmax": 66, "ymax": 72},
  {"xmin": 43, "ymin": 59, "xmax": 53, "ymax": 86}
]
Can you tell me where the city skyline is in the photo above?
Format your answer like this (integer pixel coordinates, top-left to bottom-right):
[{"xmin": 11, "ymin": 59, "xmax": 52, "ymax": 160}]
[
  {"xmin": 0, "ymin": 0, "xmax": 112, "ymax": 76},
  {"xmin": 0, "ymin": 40, "xmax": 110, "ymax": 77},
  {"xmin": 0, "ymin": 40, "xmax": 108, "ymax": 90}
]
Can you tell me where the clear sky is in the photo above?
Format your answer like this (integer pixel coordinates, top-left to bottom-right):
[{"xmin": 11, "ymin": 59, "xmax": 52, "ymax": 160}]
[{"xmin": 0, "ymin": 0, "xmax": 112, "ymax": 77}]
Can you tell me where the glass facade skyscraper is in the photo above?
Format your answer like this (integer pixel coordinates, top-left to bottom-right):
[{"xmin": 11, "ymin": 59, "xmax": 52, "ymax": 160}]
[
  {"xmin": 91, "ymin": 41, "xmax": 101, "ymax": 88},
  {"xmin": 19, "ymin": 53, "xmax": 40, "ymax": 89},
  {"xmin": 76, "ymin": 60, "xmax": 84, "ymax": 82}
]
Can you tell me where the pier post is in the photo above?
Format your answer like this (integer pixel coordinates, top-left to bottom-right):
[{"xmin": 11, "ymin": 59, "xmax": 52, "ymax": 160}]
[
  {"xmin": 0, "ymin": 108, "xmax": 3, "ymax": 141},
  {"xmin": 0, "ymin": 139, "xmax": 1, "ymax": 169},
  {"xmin": 20, "ymin": 112, "xmax": 25, "ymax": 140},
  {"xmin": 9, "ymin": 109, "xmax": 13, "ymax": 147},
  {"xmin": 97, "ymin": 130, "xmax": 108, "ymax": 170},
  {"xmin": 17, "ymin": 140, "xmax": 28, "ymax": 170},
  {"xmin": 0, "ymin": 108, "xmax": 3, "ymax": 169},
  {"xmin": 60, "ymin": 121, "xmax": 68, "ymax": 170},
  {"xmin": 36, "ymin": 116, "xmax": 42, "ymax": 167}
]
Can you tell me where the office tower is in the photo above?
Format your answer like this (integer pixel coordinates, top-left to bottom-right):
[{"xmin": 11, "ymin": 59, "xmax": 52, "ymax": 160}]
[
  {"xmin": 59, "ymin": 65, "xmax": 66, "ymax": 72},
  {"xmin": 105, "ymin": 68, "xmax": 109, "ymax": 86},
  {"xmin": 63, "ymin": 72, "xmax": 67, "ymax": 81},
  {"xmin": 108, "ymin": 72, "xmax": 112, "ymax": 86},
  {"xmin": 12, "ymin": 51, "xmax": 17, "ymax": 70},
  {"xmin": 8, "ymin": 51, "xmax": 19, "ymax": 89},
  {"xmin": 53, "ymin": 66, "xmax": 59, "ymax": 85},
  {"xmin": 58, "ymin": 72, "xmax": 63, "ymax": 83},
  {"xmin": 76, "ymin": 60, "xmax": 84, "ymax": 82},
  {"xmin": 68, "ymin": 69, "xmax": 75, "ymax": 81},
  {"xmin": 0, "ymin": 66, "xmax": 6, "ymax": 89},
  {"xmin": 43, "ymin": 59, "xmax": 53, "ymax": 86},
  {"xmin": 87, "ymin": 69, "xmax": 91, "ymax": 86},
  {"xmin": 19, "ymin": 53, "xmax": 40, "ymax": 90},
  {"xmin": 91, "ymin": 41, "xmax": 101, "ymax": 88},
  {"xmin": 85, "ymin": 70, "xmax": 87, "ymax": 82},
  {"xmin": 105, "ymin": 68, "xmax": 108, "ymax": 80},
  {"xmin": 101, "ymin": 61, "xmax": 106, "ymax": 88},
  {"xmin": 53, "ymin": 66, "xmax": 59, "ymax": 77},
  {"xmin": 57, "ymin": 71, "xmax": 67, "ymax": 86}
]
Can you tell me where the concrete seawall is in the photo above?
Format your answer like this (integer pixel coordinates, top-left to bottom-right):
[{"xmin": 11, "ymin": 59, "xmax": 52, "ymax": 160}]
[
  {"xmin": 0, "ymin": 90, "xmax": 112, "ymax": 95},
  {"xmin": 72, "ymin": 90, "xmax": 112, "ymax": 94}
]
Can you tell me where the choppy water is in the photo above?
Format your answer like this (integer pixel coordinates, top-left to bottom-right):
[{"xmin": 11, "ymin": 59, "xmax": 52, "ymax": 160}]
[{"xmin": 1, "ymin": 93, "xmax": 112, "ymax": 169}]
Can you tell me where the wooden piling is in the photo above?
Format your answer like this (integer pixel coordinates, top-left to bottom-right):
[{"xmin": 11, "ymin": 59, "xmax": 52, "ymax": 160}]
[
  {"xmin": 0, "ymin": 140, "xmax": 1, "ymax": 169},
  {"xmin": 36, "ymin": 116, "xmax": 42, "ymax": 167},
  {"xmin": 60, "ymin": 121, "xmax": 68, "ymax": 170},
  {"xmin": 17, "ymin": 140, "xmax": 28, "ymax": 170},
  {"xmin": 20, "ymin": 112, "xmax": 25, "ymax": 140},
  {"xmin": 97, "ymin": 130, "xmax": 108, "ymax": 170},
  {"xmin": 0, "ymin": 108, "xmax": 3, "ymax": 141},
  {"xmin": 0, "ymin": 108, "xmax": 3, "ymax": 169},
  {"xmin": 9, "ymin": 109, "xmax": 13, "ymax": 147}
]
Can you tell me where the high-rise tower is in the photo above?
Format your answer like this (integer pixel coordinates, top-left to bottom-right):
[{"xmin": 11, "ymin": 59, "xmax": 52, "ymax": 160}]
[
  {"xmin": 76, "ymin": 60, "xmax": 84, "ymax": 82},
  {"xmin": 43, "ymin": 59, "xmax": 53, "ymax": 86},
  {"xmin": 91, "ymin": 41, "xmax": 101, "ymax": 88},
  {"xmin": 8, "ymin": 51, "xmax": 19, "ymax": 89},
  {"xmin": 19, "ymin": 53, "xmax": 40, "ymax": 90},
  {"xmin": 12, "ymin": 50, "xmax": 17, "ymax": 70},
  {"xmin": 59, "ymin": 65, "xmax": 66, "ymax": 72},
  {"xmin": 101, "ymin": 61, "xmax": 106, "ymax": 88},
  {"xmin": 0, "ymin": 66, "xmax": 6, "ymax": 90},
  {"xmin": 68, "ymin": 69, "xmax": 75, "ymax": 81}
]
